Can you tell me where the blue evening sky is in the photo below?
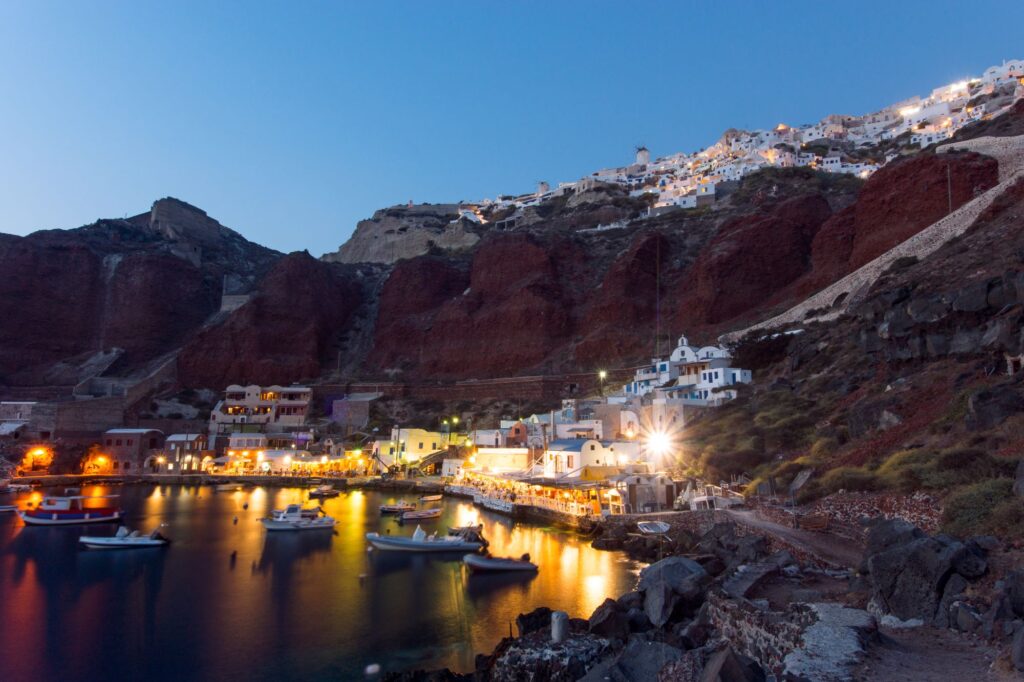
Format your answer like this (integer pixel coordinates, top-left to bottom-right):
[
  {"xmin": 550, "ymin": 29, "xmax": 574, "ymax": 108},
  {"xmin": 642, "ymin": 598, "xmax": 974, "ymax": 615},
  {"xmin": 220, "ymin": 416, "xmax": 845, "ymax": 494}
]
[{"xmin": 1, "ymin": 1, "xmax": 1023, "ymax": 255}]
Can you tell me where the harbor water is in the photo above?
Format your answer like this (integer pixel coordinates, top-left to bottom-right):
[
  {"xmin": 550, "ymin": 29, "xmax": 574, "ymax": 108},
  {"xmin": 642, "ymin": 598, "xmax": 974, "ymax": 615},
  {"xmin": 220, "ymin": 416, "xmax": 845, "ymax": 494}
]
[{"xmin": 0, "ymin": 484, "xmax": 641, "ymax": 681}]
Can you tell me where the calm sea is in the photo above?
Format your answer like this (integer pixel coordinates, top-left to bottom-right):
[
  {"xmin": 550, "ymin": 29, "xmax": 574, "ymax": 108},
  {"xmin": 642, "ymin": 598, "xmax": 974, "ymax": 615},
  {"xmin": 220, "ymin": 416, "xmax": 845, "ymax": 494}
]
[{"xmin": 0, "ymin": 484, "xmax": 639, "ymax": 681}]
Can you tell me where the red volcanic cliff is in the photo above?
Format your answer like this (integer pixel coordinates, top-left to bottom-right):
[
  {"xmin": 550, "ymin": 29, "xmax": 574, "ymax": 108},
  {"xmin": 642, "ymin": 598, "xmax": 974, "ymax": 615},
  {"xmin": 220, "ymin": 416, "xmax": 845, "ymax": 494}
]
[
  {"xmin": 671, "ymin": 194, "xmax": 833, "ymax": 329},
  {"xmin": 176, "ymin": 253, "xmax": 364, "ymax": 388},
  {"xmin": 799, "ymin": 152, "xmax": 999, "ymax": 294}
]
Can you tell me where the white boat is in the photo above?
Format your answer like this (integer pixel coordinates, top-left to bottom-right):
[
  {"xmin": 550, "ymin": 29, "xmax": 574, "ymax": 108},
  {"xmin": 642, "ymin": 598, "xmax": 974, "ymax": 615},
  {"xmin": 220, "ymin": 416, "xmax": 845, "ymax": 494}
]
[
  {"xmin": 380, "ymin": 502, "xmax": 416, "ymax": 514},
  {"xmin": 449, "ymin": 524, "xmax": 483, "ymax": 535},
  {"xmin": 80, "ymin": 526, "xmax": 169, "ymax": 549},
  {"xmin": 366, "ymin": 525, "xmax": 484, "ymax": 552},
  {"xmin": 17, "ymin": 491, "xmax": 122, "ymax": 526},
  {"xmin": 401, "ymin": 508, "xmax": 442, "ymax": 522},
  {"xmin": 216, "ymin": 483, "xmax": 242, "ymax": 492},
  {"xmin": 7, "ymin": 483, "xmax": 32, "ymax": 492},
  {"xmin": 463, "ymin": 553, "xmax": 538, "ymax": 573},
  {"xmin": 637, "ymin": 521, "xmax": 671, "ymax": 535},
  {"xmin": 261, "ymin": 504, "xmax": 337, "ymax": 531},
  {"xmin": 419, "ymin": 494, "xmax": 443, "ymax": 502},
  {"xmin": 0, "ymin": 505, "xmax": 16, "ymax": 513}
]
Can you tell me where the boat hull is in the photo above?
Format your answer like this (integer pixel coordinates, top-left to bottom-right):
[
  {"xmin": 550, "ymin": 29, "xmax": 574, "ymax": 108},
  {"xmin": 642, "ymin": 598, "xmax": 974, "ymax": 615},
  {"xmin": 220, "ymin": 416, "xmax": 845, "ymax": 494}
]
[
  {"xmin": 18, "ymin": 509, "xmax": 122, "ymax": 526},
  {"xmin": 261, "ymin": 518, "xmax": 337, "ymax": 531},
  {"xmin": 463, "ymin": 554, "xmax": 538, "ymax": 573},
  {"xmin": 366, "ymin": 532, "xmax": 482, "ymax": 553},
  {"xmin": 79, "ymin": 537, "xmax": 167, "ymax": 549}
]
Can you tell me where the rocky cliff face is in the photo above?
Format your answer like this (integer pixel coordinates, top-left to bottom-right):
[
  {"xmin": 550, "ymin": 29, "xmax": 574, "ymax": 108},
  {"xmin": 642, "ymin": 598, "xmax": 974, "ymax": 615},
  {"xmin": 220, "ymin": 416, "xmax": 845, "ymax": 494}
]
[
  {"xmin": 176, "ymin": 252, "xmax": 368, "ymax": 387},
  {"xmin": 321, "ymin": 203, "xmax": 480, "ymax": 264},
  {"xmin": 0, "ymin": 198, "xmax": 278, "ymax": 387}
]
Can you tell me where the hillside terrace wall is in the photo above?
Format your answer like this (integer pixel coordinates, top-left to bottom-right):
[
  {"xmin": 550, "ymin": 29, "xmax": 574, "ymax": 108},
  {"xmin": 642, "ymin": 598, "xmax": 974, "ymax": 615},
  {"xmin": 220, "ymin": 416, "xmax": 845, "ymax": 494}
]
[{"xmin": 706, "ymin": 592, "xmax": 809, "ymax": 677}]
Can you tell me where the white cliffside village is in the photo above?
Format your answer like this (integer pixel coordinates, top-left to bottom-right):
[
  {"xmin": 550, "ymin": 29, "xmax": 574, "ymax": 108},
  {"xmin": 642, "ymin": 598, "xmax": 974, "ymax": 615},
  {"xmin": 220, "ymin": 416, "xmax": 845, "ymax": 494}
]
[{"xmin": 455, "ymin": 60, "xmax": 1024, "ymax": 221}]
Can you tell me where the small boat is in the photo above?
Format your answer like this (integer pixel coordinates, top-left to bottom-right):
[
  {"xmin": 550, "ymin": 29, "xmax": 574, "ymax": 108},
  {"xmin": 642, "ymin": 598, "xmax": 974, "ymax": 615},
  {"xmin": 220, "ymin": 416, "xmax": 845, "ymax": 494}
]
[
  {"xmin": 309, "ymin": 484, "xmax": 339, "ymax": 499},
  {"xmin": 366, "ymin": 525, "xmax": 484, "ymax": 553},
  {"xmin": 401, "ymin": 508, "xmax": 442, "ymax": 522},
  {"xmin": 379, "ymin": 502, "xmax": 416, "ymax": 514},
  {"xmin": 0, "ymin": 505, "xmax": 16, "ymax": 513},
  {"xmin": 261, "ymin": 504, "xmax": 337, "ymax": 531},
  {"xmin": 80, "ymin": 525, "xmax": 170, "ymax": 549},
  {"xmin": 216, "ymin": 483, "xmax": 242, "ymax": 492},
  {"xmin": 446, "ymin": 522, "xmax": 481, "ymax": 532},
  {"xmin": 637, "ymin": 521, "xmax": 672, "ymax": 535},
  {"xmin": 463, "ymin": 553, "xmax": 538, "ymax": 573},
  {"xmin": 419, "ymin": 494, "xmax": 443, "ymax": 502},
  {"xmin": 7, "ymin": 483, "xmax": 32, "ymax": 492},
  {"xmin": 17, "ymin": 490, "xmax": 122, "ymax": 526}
]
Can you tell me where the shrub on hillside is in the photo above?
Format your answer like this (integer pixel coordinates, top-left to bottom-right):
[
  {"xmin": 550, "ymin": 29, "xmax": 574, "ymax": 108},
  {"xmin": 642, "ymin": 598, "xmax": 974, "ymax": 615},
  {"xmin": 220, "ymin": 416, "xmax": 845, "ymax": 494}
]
[{"xmin": 942, "ymin": 478, "xmax": 1024, "ymax": 540}]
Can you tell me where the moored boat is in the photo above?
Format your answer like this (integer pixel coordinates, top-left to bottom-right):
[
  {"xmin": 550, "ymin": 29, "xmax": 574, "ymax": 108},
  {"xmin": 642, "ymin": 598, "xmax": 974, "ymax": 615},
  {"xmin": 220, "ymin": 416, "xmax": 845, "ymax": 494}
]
[
  {"xmin": 463, "ymin": 553, "xmax": 538, "ymax": 573},
  {"xmin": 17, "ymin": 490, "xmax": 122, "ymax": 526},
  {"xmin": 261, "ymin": 504, "xmax": 337, "ymax": 531},
  {"xmin": 80, "ymin": 525, "xmax": 170, "ymax": 549},
  {"xmin": 449, "ymin": 524, "xmax": 483, "ymax": 535},
  {"xmin": 379, "ymin": 501, "xmax": 416, "ymax": 514},
  {"xmin": 366, "ymin": 525, "xmax": 484, "ymax": 553},
  {"xmin": 7, "ymin": 483, "xmax": 33, "ymax": 492},
  {"xmin": 401, "ymin": 508, "xmax": 442, "ymax": 522},
  {"xmin": 637, "ymin": 521, "xmax": 671, "ymax": 535},
  {"xmin": 0, "ymin": 504, "xmax": 16, "ymax": 513},
  {"xmin": 309, "ymin": 484, "xmax": 339, "ymax": 499},
  {"xmin": 419, "ymin": 494, "xmax": 442, "ymax": 502}
]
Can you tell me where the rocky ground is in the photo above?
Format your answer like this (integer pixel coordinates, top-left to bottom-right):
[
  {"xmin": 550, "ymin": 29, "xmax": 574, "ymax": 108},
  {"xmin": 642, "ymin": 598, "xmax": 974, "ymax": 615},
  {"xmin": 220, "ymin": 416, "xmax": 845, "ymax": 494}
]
[{"xmin": 382, "ymin": 516, "xmax": 1024, "ymax": 681}]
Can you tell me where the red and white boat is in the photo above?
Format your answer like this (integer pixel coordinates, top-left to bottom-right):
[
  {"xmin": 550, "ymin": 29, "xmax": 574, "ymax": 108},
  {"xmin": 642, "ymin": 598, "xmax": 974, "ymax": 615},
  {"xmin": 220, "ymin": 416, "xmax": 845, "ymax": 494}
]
[{"xmin": 17, "ymin": 490, "xmax": 122, "ymax": 526}]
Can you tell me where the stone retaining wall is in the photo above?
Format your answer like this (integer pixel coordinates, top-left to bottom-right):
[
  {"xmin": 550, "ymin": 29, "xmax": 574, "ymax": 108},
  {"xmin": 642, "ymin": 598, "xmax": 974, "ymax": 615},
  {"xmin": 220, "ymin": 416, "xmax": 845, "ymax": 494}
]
[{"xmin": 706, "ymin": 592, "xmax": 808, "ymax": 676}]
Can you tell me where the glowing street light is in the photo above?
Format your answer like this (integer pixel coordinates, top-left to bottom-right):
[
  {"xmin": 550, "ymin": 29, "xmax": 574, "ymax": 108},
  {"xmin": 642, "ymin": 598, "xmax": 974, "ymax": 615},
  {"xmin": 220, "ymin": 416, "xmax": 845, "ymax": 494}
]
[{"xmin": 646, "ymin": 431, "xmax": 672, "ymax": 462}]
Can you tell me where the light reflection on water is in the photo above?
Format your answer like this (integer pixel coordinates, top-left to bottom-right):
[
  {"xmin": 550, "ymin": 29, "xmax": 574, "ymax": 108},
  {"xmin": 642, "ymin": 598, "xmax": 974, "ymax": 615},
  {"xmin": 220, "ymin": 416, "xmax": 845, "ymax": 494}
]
[{"xmin": 0, "ymin": 485, "xmax": 640, "ymax": 681}]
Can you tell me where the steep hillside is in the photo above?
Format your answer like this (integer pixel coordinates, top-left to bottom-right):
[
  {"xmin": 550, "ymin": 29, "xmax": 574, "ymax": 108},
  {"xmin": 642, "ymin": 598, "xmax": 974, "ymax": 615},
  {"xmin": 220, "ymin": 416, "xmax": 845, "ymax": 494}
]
[
  {"xmin": 680, "ymin": 173, "xmax": 1024, "ymax": 539},
  {"xmin": 0, "ymin": 198, "xmax": 279, "ymax": 387}
]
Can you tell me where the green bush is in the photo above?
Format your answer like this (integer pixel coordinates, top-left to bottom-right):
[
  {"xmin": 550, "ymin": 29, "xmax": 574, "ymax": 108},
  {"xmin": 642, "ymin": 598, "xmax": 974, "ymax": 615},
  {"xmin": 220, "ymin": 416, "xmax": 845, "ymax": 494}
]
[
  {"xmin": 941, "ymin": 478, "xmax": 1023, "ymax": 539},
  {"xmin": 819, "ymin": 466, "xmax": 880, "ymax": 494}
]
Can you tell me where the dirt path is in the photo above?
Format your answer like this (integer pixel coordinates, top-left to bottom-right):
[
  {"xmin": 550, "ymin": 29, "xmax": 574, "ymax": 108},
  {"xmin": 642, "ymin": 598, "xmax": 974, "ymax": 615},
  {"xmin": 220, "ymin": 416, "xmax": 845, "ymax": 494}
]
[
  {"xmin": 723, "ymin": 509, "xmax": 863, "ymax": 569},
  {"xmin": 853, "ymin": 626, "xmax": 1012, "ymax": 681}
]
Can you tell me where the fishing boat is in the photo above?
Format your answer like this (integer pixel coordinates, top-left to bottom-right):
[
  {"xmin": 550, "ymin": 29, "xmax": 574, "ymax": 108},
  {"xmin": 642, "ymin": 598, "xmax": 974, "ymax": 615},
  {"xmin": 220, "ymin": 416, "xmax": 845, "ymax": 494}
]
[
  {"xmin": 379, "ymin": 501, "xmax": 416, "ymax": 514},
  {"xmin": 401, "ymin": 508, "xmax": 442, "ymax": 522},
  {"xmin": 216, "ymin": 483, "xmax": 242, "ymax": 492},
  {"xmin": 0, "ymin": 505, "xmax": 16, "ymax": 513},
  {"xmin": 637, "ymin": 521, "xmax": 672, "ymax": 535},
  {"xmin": 463, "ymin": 553, "xmax": 539, "ymax": 573},
  {"xmin": 419, "ymin": 494, "xmax": 443, "ymax": 502},
  {"xmin": 17, "ymin": 490, "xmax": 122, "ymax": 526},
  {"xmin": 366, "ymin": 525, "xmax": 484, "ymax": 553},
  {"xmin": 261, "ymin": 504, "xmax": 337, "ymax": 531},
  {"xmin": 80, "ymin": 525, "xmax": 170, "ymax": 549},
  {"xmin": 7, "ymin": 482, "xmax": 32, "ymax": 492},
  {"xmin": 308, "ymin": 484, "xmax": 339, "ymax": 499}
]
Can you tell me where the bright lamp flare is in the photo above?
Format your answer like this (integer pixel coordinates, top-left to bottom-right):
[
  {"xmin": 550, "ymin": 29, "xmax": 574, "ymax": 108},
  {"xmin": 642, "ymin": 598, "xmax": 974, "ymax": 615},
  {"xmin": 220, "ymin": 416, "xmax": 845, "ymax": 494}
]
[{"xmin": 647, "ymin": 431, "xmax": 671, "ymax": 456}]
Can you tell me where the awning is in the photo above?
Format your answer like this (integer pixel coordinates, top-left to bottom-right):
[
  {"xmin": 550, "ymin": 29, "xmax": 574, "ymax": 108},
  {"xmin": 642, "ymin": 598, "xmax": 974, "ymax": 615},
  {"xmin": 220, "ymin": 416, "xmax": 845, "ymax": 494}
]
[{"xmin": 0, "ymin": 422, "xmax": 26, "ymax": 436}]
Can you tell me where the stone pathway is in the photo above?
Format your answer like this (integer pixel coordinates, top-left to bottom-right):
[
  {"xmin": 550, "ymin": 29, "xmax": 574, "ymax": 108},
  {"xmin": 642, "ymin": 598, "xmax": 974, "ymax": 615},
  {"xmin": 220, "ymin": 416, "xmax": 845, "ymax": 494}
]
[{"xmin": 723, "ymin": 509, "xmax": 863, "ymax": 569}]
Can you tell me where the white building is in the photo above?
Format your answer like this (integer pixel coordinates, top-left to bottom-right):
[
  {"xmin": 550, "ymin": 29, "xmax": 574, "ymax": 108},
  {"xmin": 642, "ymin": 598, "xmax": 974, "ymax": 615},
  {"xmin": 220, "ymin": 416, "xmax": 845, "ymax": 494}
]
[
  {"xmin": 208, "ymin": 384, "xmax": 312, "ymax": 447},
  {"xmin": 542, "ymin": 439, "xmax": 644, "ymax": 478}
]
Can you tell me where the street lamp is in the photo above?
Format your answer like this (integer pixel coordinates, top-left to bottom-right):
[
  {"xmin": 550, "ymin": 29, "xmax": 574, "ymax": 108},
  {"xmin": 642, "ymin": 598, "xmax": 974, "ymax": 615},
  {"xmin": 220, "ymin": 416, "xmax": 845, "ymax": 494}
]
[
  {"xmin": 599, "ymin": 369, "xmax": 607, "ymax": 396},
  {"xmin": 646, "ymin": 430, "xmax": 672, "ymax": 468}
]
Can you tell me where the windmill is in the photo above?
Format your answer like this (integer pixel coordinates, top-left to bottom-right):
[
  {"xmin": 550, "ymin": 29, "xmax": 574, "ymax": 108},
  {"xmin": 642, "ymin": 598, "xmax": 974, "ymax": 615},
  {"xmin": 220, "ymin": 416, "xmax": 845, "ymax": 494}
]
[{"xmin": 635, "ymin": 144, "xmax": 650, "ymax": 166}]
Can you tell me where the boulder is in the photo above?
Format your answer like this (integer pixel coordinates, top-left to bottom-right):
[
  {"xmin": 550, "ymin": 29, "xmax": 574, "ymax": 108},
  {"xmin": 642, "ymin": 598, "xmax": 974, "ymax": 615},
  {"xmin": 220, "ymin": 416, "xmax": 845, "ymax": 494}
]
[
  {"xmin": 1006, "ymin": 570, "xmax": 1024, "ymax": 618},
  {"xmin": 1013, "ymin": 628, "xmax": 1024, "ymax": 672},
  {"xmin": 935, "ymin": 574, "xmax": 968, "ymax": 628},
  {"xmin": 951, "ymin": 602, "xmax": 981, "ymax": 633},
  {"xmin": 952, "ymin": 544, "xmax": 988, "ymax": 579},
  {"xmin": 516, "ymin": 607, "xmax": 553, "ymax": 637},
  {"xmin": 1014, "ymin": 460, "xmax": 1024, "ymax": 498},
  {"xmin": 588, "ymin": 598, "xmax": 630, "ymax": 641},
  {"xmin": 860, "ymin": 518, "xmax": 924, "ymax": 572},
  {"xmin": 966, "ymin": 386, "xmax": 1024, "ymax": 431},
  {"xmin": 616, "ymin": 591, "xmax": 643, "ymax": 611},
  {"xmin": 643, "ymin": 581, "xmax": 679, "ymax": 628},
  {"xmin": 606, "ymin": 637, "xmax": 684, "ymax": 682},
  {"xmin": 700, "ymin": 645, "xmax": 766, "ymax": 682},
  {"xmin": 625, "ymin": 607, "xmax": 652, "ymax": 633},
  {"xmin": 638, "ymin": 556, "xmax": 709, "ymax": 593},
  {"xmin": 866, "ymin": 535, "xmax": 964, "ymax": 622}
]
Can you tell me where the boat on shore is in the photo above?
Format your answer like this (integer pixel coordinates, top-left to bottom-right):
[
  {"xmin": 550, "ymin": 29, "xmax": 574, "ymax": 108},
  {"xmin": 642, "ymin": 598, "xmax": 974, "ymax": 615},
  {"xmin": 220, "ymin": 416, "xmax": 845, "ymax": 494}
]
[
  {"xmin": 366, "ymin": 525, "xmax": 485, "ymax": 553},
  {"xmin": 463, "ymin": 553, "xmax": 538, "ymax": 573},
  {"xmin": 637, "ymin": 521, "xmax": 671, "ymax": 535},
  {"xmin": 379, "ymin": 501, "xmax": 416, "ymax": 514},
  {"xmin": 419, "ymin": 494, "xmax": 442, "ymax": 502},
  {"xmin": 309, "ymin": 484, "xmax": 339, "ymax": 499},
  {"xmin": 261, "ymin": 504, "xmax": 337, "ymax": 531},
  {"xmin": 401, "ymin": 508, "xmax": 442, "ymax": 522},
  {"xmin": 80, "ymin": 525, "xmax": 170, "ymax": 549},
  {"xmin": 17, "ymin": 490, "xmax": 122, "ymax": 526}
]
